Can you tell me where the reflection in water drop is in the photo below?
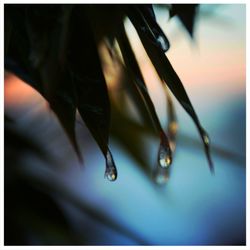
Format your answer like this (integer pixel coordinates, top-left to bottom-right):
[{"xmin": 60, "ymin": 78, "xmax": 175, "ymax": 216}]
[
  {"xmin": 156, "ymin": 35, "xmax": 169, "ymax": 52},
  {"xmin": 203, "ymin": 133, "xmax": 210, "ymax": 145},
  {"xmin": 159, "ymin": 153, "xmax": 171, "ymax": 168},
  {"xmin": 105, "ymin": 148, "xmax": 117, "ymax": 181},
  {"xmin": 158, "ymin": 133, "xmax": 172, "ymax": 168}
]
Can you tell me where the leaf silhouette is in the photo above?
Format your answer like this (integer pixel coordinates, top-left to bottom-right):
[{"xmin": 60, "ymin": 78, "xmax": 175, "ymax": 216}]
[
  {"xmin": 84, "ymin": 4, "xmax": 125, "ymax": 44},
  {"xmin": 138, "ymin": 4, "xmax": 170, "ymax": 52},
  {"xmin": 68, "ymin": 6, "xmax": 116, "ymax": 178},
  {"xmin": 4, "ymin": 5, "xmax": 43, "ymax": 93},
  {"xmin": 5, "ymin": 5, "xmax": 82, "ymax": 160},
  {"xmin": 126, "ymin": 5, "xmax": 170, "ymax": 53},
  {"xmin": 127, "ymin": 5, "xmax": 214, "ymax": 172},
  {"xmin": 5, "ymin": 4, "xmax": 214, "ymax": 180},
  {"xmin": 170, "ymin": 4, "xmax": 198, "ymax": 37},
  {"xmin": 117, "ymin": 24, "xmax": 172, "ymax": 168}
]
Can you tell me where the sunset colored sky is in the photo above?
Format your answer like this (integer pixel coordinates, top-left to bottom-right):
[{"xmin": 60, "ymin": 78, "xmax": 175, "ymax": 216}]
[{"xmin": 125, "ymin": 4, "xmax": 245, "ymax": 121}]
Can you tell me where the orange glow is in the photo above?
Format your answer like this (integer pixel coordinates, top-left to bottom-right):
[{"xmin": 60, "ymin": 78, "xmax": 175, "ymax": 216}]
[{"xmin": 4, "ymin": 73, "xmax": 46, "ymax": 108}]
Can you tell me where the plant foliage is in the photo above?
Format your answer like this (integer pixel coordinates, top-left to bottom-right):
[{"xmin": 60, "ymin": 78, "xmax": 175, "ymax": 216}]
[{"xmin": 4, "ymin": 4, "xmax": 213, "ymax": 181}]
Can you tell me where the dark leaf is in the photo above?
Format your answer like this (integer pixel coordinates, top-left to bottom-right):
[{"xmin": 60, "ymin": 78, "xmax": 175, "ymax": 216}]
[
  {"xmin": 26, "ymin": 5, "xmax": 82, "ymax": 160},
  {"xmin": 117, "ymin": 24, "xmax": 158, "ymax": 128},
  {"xmin": 5, "ymin": 111, "xmax": 147, "ymax": 244},
  {"xmin": 5, "ymin": 5, "xmax": 82, "ymax": 160},
  {"xmin": 4, "ymin": 7, "xmax": 13, "ymax": 55},
  {"xmin": 117, "ymin": 24, "xmax": 172, "ymax": 168},
  {"xmin": 110, "ymin": 66, "xmax": 155, "ymax": 173},
  {"xmin": 170, "ymin": 4, "xmax": 198, "ymax": 37},
  {"xmin": 4, "ymin": 5, "xmax": 43, "ymax": 93},
  {"xmin": 68, "ymin": 6, "xmax": 116, "ymax": 177},
  {"xmin": 111, "ymin": 102, "xmax": 152, "ymax": 172},
  {"xmin": 5, "ymin": 180, "xmax": 79, "ymax": 245},
  {"xmin": 127, "ymin": 5, "xmax": 170, "ymax": 52},
  {"xmin": 127, "ymin": 6, "xmax": 214, "ymax": 172},
  {"xmin": 138, "ymin": 4, "xmax": 170, "ymax": 51},
  {"xmin": 84, "ymin": 4, "xmax": 125, "ymax": 44},
  {"xmin": 109, "ymin": 43, "xmax": 154, "ymax": 128}
]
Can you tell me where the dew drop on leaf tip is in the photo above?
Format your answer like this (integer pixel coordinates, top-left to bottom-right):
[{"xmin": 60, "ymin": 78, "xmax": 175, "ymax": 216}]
[
  {"xmin": 203, "ymin": 133, "xmax": 210, "ymax": 145},
  {"xmin": 105, "ymin": 148, "xmax": 117, "ymax": 181},
  {"xmin": 158, "ymin": 139, "xmax": 172, "ymax": 168},
  {"xmin": 156, "ymin": 35, "xmax": 169, "ymax": 52}
]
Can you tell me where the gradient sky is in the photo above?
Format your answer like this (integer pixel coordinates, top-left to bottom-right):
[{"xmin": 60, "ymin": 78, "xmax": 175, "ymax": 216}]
[{"xmin": 125, "ymin": 4, "xmax": 245, "ymax": 123}]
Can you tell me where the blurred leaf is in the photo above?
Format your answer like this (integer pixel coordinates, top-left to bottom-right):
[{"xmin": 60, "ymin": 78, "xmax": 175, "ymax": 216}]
[
  {"xmin": 166, "ymin": 89, "xmax": 177, "ymax": 152},
  {"xmin": 126, "ymin": 5, "xmax": 170, "ymax": 52},
  {"xmin": 68, "ymin": 7, "xmax": 110, "ymax": 155},
  {"xmin": 137, "ymin": 4, "xmax": 170, "ymax": 51},
  {"xmin": 4, "ymin": 5, "xmax": 43, "ymax": 92},
  {"xmin": 5, "ymin": 4, "xmax": 214, "ymax": 180},
  {"xmin": 170, "ymin": 4, "xmax": 198, "ymax": 37},
  {"xmin": 5, "ymin": 5, "xmax": 82, "ymax": 160},
  {"xmin": 5, "ymin": 113, "xmax": 149, "ymax": 244},
  {"xmin": 26, "ymin": 5, "xmax": 82, "ymax": 160},
  {"xmin": 117, "ymin": 24, "xmax": 172, "ymax": 168},
  {"xmin": 5, "ymin": 116, "xmax": 48, "ymax": 163},
  {"xmin": 68, "ymin": 6, "xmax": 117, "ymax": 178},
  {"xmin": 117, "ymin": 24, "xmax": 160, "ymax": 130},
  {"xmin": 5, "ymin": 180, "xmax": 79, "ymax": 245},
  {"xmin": 69, "ymin": 6, "xmax": 110, "ymax": 155},
  {"xmin": 111, "ymin": 100, "xmax": 152, "ymax": 173},
  {"xmin": 4, "ymin": 8, "xmax": 13, "ymax": 55},
  {"xmin": 111, "ymin": 45, "xmax": 154, "ymax": 128},
  {"xmin": 5, "ymin": 117, "xmax": 77, "ymax": 245},
  {"xmin": 179, "ymin": 133, "xmax": 245, "ymax": 166},
  {"xmin": 84, "ymin": 4, "xmax": 125, "ymax": 44},
  {"xmin": 127, "ymin": 6, "xmax": 213, "ymax": 172},
  {"xmin": 32, "ymin": 173, "xmax": 150, "ymax": 245}
]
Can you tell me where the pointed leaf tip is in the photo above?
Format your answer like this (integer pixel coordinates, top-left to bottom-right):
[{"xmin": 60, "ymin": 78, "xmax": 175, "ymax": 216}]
[
  {"xmin": 170, "ymin": 4, "xmax": 198, "ymax": 38},
  {"xmin": 105, "ymin": 148, "xmax": 118, "ymax": 181}
]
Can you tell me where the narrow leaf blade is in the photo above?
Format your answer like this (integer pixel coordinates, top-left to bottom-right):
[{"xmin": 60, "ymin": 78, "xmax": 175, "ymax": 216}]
[{"xmin": 128, "ymin": 8, "xmax": 214, "ymax": 172}]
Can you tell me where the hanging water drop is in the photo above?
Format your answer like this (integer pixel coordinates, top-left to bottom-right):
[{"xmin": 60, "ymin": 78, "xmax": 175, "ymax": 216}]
[
  {"xmin": 105, "ymin": 148, "xmax": 117, "ymax": 181},
  {"xmin": 201, "ymin": 129, "xmax": 214, "ymax": 173},
  {"xmin": 158, "ymin": 133, "xmax": 172, "ymax": 168},
  {"xmin": 203, "ymin": 133, "xmax": 210, "ymax": 145},
  {"xmin": 156, "ymin": 35, "xmax": 170, "ymax": 52}
]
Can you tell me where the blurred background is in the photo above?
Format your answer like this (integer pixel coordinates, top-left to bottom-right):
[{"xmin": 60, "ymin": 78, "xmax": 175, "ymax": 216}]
[{"xmin": 4, "ymin": 4, "xmax": 246, "ymax": 245}]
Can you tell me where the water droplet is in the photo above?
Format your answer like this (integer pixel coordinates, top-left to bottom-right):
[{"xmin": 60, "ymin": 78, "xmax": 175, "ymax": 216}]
[
  {"xmin": 201, "ymin": 129, "xmax": 214, "ymax": 172},
  {"xmin": 105, "ymin": 149, "xmax": 117, "ymax": 181},
  {"xmin": 203, "ymin": 133, "xmax": 210, "ymax": 145},
  {"xmin": 158, "ymin": 139, "xmax": 172, "ymax": 168},
  {"xmin": 156, "ymin": 35, "xmax": 169, "ymax": 52}
]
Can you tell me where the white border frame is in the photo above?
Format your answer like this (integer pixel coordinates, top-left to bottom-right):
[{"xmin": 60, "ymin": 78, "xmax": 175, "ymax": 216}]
[{"xmin": 0, "ymin": 1, "xmax": 248, "ymax": 250}]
